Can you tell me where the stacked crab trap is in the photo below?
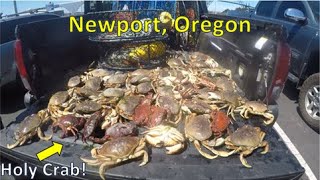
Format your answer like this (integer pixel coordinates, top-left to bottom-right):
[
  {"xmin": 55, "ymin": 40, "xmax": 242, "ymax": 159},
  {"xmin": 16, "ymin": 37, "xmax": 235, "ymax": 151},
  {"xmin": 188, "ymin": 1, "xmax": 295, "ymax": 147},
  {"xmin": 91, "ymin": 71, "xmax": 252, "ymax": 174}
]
[{"xmin": 88, "ymin": 10, "xmax": 169, "ymax": 70}]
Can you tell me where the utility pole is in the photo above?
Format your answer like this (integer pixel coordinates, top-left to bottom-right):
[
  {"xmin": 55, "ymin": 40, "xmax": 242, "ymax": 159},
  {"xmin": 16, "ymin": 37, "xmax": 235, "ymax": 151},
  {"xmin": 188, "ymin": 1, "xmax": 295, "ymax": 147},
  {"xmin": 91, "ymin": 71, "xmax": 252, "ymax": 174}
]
[{"xmin": 13, "ymin": 0, "xmax": 18, "ymax": 16}]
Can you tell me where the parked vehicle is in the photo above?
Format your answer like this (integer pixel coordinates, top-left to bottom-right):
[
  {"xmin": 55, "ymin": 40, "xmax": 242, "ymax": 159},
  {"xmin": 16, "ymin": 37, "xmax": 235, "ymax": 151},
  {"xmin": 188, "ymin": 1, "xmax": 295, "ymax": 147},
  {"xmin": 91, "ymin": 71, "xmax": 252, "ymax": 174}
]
[
  {"xmin": 0, "ymin": 14, "xmax": 60, "ymax": 87},
  {"xmin": 0, "ymin": 1, "xmax": 305, "ymax": 179},
  {"xmin": 228, "ymin": 1, "xmax": 319, "ymax": 130}
]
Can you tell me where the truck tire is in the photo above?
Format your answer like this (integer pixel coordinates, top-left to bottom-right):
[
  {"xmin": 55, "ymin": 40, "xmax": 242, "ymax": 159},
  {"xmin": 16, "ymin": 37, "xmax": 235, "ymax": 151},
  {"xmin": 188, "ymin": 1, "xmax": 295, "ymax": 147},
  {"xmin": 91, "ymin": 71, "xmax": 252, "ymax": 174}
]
[
  {"xmin": 298, "ymin": 73, "xmax": 320, "ymax": 132},
  {"xmin": 0, "ymin": 116, "xmax": 4, "ymax": 130}
]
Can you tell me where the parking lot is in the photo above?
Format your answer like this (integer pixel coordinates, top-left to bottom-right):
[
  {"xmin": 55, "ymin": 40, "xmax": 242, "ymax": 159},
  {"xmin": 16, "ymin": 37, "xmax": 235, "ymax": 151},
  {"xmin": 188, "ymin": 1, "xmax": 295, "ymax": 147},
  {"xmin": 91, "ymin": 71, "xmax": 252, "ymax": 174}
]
[
  {"xmin": 277, "ymin": 82, "xmax": 319, "ymax": 180},
  {"xmin": 0, "ymin": 81, "xmax": 319, "ymax": 180}
]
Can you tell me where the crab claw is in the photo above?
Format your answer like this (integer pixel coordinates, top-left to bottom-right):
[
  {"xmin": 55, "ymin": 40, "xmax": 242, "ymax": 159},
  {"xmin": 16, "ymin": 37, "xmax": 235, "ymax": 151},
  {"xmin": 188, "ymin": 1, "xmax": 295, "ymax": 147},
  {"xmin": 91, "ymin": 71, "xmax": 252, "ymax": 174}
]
[{"xmin": 263, "ymin": 112, "xmax": 274, "ymax": 125}]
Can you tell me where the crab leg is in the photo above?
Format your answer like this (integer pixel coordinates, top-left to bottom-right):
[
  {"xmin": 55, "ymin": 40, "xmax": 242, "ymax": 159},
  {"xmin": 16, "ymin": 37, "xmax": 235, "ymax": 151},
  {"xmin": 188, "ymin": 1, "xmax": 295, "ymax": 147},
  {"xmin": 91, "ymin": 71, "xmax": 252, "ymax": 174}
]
[
  {"xmin": 260, "ymin": 141, "xmax": 269, "ymax": 154},
  {"xmin": 132, "ymin": 150, "xmax": 149, "ymax": 166},
  {"xmin": 202, "ymin": 143, "xmax": 235, "ymax": 157},
  {"xmin": 235, "ymin": 108, "xmax": 246, "ymax": 119},
  {"xmin": 226, "ymin": 106, "xmax": 236, "ymax": 120},
  {"xmin": 99, "ymin": 161, "xmax": 117, "ymax": 180},
  {"xmin": 239, "ymin": 149, "xmax": 253, "ymax": 168},
  {"xmin": 166, "ymin": 144, "xmax": 184, "ymax": 154},
  {"xmin": 194, "ymin": 140, "xmax": 218, "ymax": 159},
  {"xmin": 218, "ymin": 104, "xmax": 229, "ymax": 110},
  {"xmin": 80, "ymin": 157, "xmax": 101, "ymax": 165},
  {"xmin": 37, "ymin": 128, "xmax": 52, "ymax": 141},
  {"xmin": 7, "ymin": 138, "xmax": 23, "ymax": 149},
  {"xmin": 171, "ymin": 110, "xmax": 182, "ymax": 125},
  {"xmin": 205, "ymin": 137, "xmax": 225, "ymax": 147},
  {"xmin": 69, "ymin": 127, "xmax": 79, "ymax": 141},
  {"xmin": 19, "ymin": 136, "xmax": 27, "ymax": 146}
]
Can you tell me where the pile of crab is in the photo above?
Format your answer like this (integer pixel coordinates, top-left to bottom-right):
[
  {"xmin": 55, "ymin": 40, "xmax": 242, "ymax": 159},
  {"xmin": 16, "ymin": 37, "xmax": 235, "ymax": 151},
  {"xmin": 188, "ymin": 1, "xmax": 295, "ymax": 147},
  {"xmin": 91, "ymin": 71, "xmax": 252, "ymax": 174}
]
[{"xmin": 7, "ymin": 51, "xmax": 274, "ymax": 180}]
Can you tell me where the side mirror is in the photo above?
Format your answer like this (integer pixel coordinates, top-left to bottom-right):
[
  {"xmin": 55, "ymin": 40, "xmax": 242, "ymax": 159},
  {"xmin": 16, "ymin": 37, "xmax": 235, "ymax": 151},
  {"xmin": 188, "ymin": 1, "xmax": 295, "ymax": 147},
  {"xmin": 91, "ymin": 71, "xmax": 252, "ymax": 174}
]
[{"xmin": 284, "ymin": 8, "xmax": 307, "ymax": 22}]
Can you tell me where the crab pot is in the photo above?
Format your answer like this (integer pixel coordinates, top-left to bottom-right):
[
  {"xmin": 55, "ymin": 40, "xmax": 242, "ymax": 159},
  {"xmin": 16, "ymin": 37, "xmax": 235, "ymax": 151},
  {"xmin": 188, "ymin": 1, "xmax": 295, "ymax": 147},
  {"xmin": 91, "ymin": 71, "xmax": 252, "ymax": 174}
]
[{"xmin": 87, "ymin": 10, "xmax": 170, "ymax": 70}]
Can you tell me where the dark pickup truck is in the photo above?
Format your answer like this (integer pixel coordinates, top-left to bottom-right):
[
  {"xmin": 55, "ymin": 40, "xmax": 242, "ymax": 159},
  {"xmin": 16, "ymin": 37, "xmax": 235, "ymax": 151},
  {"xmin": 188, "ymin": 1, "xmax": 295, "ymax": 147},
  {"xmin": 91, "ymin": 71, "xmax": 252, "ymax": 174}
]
[
  {"xmin": 1, "ymin": 1, "xmax": 305, "ymax": 179},
  {"xmin": 231, "ymin": 1, "xmax": 319, "ymax": 130}
]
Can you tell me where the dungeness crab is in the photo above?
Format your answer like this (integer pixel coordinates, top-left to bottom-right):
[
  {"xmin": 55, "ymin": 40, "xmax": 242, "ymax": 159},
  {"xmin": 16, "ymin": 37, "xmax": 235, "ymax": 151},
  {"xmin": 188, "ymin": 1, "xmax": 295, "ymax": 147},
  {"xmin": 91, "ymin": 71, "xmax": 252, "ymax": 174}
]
[
  {"xmin": 52, "ymin": 115, "xmax": 85, "ymax": 141},
  {"xmin": 184, "ymin": 114, "xmax": 230, "ymax": 159},
  {"xmin": 7, "ymin": 109, "xmax": 52, "ymax": 149},
  {"xmin": 48, "ymin": 91, "xmax": 75, "ymax": 120},
  {"xmin": 235, "ymin": 101, "xmax": 274, "ymax": 125},
  {"xmin": 223, "ymin": 125, "xmax": 269, "ymax": 168},
  {"xmin": 81, "ymin": 137, "xmax": 148, "ymax": 180},
  {"xmin": 208, "ymin": 91, "xmax": 243, "ymax": 120},
  {"xmin": 132, "ymin": 94, "xmax": 167, "ymax": 127},
  {"xmin": 143, "ymin": 125, "xmax": 185, "ymax": 154},
  {"xmin": 90, "ymin": 122, "xmax": 138, "ymax": 144},
  {"xmin": 210, "ymin": 109, "xmax": 230, "ymax": 137}
]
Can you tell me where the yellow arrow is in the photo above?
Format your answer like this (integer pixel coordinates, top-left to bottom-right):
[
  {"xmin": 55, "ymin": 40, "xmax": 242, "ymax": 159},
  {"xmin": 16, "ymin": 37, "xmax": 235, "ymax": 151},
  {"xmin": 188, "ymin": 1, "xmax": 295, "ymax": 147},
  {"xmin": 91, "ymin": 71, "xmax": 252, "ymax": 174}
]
[{"xmin": 36, "ymin": 142, "xmax": 63, "ymax": 161}]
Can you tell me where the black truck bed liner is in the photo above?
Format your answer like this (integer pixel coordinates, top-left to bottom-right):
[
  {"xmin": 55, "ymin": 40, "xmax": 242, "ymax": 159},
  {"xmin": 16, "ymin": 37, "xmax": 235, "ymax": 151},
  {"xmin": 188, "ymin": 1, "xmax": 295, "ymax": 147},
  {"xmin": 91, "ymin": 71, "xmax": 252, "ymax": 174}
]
[{"xmin": 0, "ymin": 104, "xmax": 305, "ymax": 180}]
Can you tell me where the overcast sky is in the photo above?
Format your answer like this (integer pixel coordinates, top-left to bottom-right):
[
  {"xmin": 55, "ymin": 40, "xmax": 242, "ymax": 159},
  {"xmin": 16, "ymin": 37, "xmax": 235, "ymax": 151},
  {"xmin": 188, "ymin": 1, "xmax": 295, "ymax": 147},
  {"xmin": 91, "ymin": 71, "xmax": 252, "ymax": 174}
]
[
  {"xmin": 208, "ymin": 0, "xmax": 259, "ymax": 13},
  {"xmin": 1, "ymin": 1, "xmax": 260, "ymax": 16}
]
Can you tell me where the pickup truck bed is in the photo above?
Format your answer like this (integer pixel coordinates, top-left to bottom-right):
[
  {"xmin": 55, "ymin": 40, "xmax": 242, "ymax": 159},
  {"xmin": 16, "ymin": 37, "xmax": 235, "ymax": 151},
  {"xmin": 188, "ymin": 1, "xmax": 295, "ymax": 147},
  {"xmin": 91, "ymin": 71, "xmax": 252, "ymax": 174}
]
[
  {"xmin": 4, "ymin": 5, "xmax": 301, "ymax": 180},
  {"xmin": 1, "ymin": 101, "xmax": 304, "ymax": 180}
]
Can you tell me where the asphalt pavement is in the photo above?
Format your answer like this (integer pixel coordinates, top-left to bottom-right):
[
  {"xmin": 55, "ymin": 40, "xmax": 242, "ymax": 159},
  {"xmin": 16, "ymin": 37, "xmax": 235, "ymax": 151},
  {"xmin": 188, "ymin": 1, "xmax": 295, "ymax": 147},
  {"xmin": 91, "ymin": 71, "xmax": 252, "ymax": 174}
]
[
  {"xmin": 0, "ymin": 81, "xmax": 319, "ymax": 180},
  {"xmin": 277, "ymin": 82, "xmax": 319, "ymax": 180}
]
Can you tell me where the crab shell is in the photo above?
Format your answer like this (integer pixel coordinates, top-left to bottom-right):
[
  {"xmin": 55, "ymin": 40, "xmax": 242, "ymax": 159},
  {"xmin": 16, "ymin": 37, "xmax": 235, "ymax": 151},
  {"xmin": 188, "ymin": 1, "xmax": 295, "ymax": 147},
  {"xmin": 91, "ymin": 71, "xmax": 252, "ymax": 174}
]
[
  {"xmin": 85, "ymin": 77, "xmax": 102, "ymax": 91},
  {"xmin": 83, "ymin": 111, "xmax": 102, "ymax": 143},
  {"xmin": 157, "ymin": 96, "xmax": 180, "ymax": 115},
  {"xmin": 136, "ymin": 82, "xmax": 153, "ymax": 94},
  {"xmin": 104, "ymin": 73, "xmax": 128, "ymax": 87},
  {"xmin": 48, "ymin": 91, "xmax": 69, "ymax": 106},
  {"xmin": 80, "ymin": 137, "xmax": 148, "ymax": 180},
  {"xmin": 87, "ymin": 69, "xmax": 112, "ymax": 77},
  {"xmin": 87, "ymin": 122, "xmax": 139, "ymax": 144},
  {"xmin": 105, "ymin": 123, "xmax": 138, "ymax": 138},
  {"xmin": 147, "ymin": 106, "xmax": 167, "ymax": 128},
  {"xmin": 129, "ymin": 75, "xmax": 151, "ymax": 85},
  {"xmin": 144, "ymin": 125, "xmax": 185, "ymax": 154},
  {"xmin": 68, "ymin": 75, "xmax": 81, "ymax": 88},
  {"xmin": 185, "ymin": 114, "xmax": 212, "ymax": 141},
  {"xmin": 117, "ymin": 95, "xmax": 142, "ymax": 120},
  {"xmin": 103, "ymin": 88, "xmax": 125, "ymax": 97},
  {"xmin": 130, "ymin": 69, "xmax": 151, "ymax": 77},
  {"xmin": 156, "ymin": 86, "xmax": 174, "ymax": 96},
  {"xmin": 210, "ymin": 110, "xmax": 230, "ymax": 136},
  {"xmin": 183, "ymin": 99, "xmax": 212, "ymax": 114},
  {"xmin": 75, "ymin": 87, "xmax": 99, "ymax": 98},
  {"xmin": 211, "ymin": 76, "xmax": 237, "ymax": 92},
  {"xmin": 74, "ymin": 100, "xmax": 102, "ymax": 114},
  {"xmin": 225, "ymin": 125, "xmax": 269, "ymax": 168}
]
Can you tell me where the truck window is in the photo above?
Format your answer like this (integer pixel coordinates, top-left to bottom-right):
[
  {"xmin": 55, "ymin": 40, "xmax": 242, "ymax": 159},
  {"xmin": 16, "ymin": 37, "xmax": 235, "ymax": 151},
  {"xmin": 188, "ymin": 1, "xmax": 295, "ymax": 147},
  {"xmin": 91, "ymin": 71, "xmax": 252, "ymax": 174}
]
[
  {"xmin": 275, "ymin": 1, "xmax": 307, "ymax": 21},
  {"xmin": 256, "ymin": 1, "xmax": 277, "ymax": 17},
  {"xmin": 308, "ymin": 1, "xmax": 319, "ymax": 23}
]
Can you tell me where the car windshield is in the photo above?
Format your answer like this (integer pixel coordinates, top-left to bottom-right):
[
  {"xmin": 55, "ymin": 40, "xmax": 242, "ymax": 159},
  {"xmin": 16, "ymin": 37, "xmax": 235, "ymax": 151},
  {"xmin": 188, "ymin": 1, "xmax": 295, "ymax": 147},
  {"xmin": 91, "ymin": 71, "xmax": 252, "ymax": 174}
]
[{"xmin": 308, "ymin": 1, "xmax": 319, "ymax": 24}]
